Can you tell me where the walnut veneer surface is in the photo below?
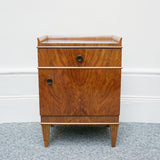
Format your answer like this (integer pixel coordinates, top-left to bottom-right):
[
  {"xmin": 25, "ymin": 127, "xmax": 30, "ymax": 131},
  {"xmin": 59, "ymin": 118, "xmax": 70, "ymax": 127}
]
[{"xmin": 37, "ymin": 35, "xmax": 122, "ymax": 147}]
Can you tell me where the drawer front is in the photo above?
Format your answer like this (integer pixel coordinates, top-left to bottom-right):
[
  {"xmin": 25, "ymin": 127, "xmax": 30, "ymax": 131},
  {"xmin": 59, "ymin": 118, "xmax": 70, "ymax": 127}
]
[
  {"xmin": 39, "ymin": 69, "xmax": 121, "ymax": 116},
  {"xmin": 38, "ymin": 49, "xmax": 121, "ymax": 67}
]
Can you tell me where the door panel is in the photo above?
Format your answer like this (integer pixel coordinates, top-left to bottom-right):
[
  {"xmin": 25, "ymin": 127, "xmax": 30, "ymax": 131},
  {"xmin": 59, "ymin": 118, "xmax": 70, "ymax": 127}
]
[{"xmin": 39, "ymin": 69, "xmax": 121, "ymax": 116}]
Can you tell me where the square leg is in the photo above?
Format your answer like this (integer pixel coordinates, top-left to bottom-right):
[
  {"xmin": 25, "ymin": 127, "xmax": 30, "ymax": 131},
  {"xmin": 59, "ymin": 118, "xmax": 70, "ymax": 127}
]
[
  {"xmin": 41, "ymin": 124, "xmax": 50, "ymax": 147},
  {"xmin": 110, "ymin": 124, "xmax": 119, "ymax": 147}
]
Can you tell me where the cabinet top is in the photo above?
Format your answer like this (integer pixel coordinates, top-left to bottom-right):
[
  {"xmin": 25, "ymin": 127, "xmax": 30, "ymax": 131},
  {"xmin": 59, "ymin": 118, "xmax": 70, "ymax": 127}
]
[{"xmin": 37, "ymin": 35, "xmax": 122, "ymax": 49}]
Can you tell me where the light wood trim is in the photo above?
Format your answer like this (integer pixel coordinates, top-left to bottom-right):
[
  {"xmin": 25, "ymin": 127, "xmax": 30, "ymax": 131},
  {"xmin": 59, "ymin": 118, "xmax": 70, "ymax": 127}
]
[
  {"xmin": 47, "ymin": 35, "xmax": 113, "ymax": 40},
  {"xmin": 37, "ymin": 36, "xmax": 48, "ymax": 45},
  {"xmin": 37, "ymin": 46, "xmax": 122, "ymax": 49},
  {"xmin": 38, "ymin": 67, "xmax": 122, "ymax": 69},
  {"xmin": 41, "ymin": 122, "xmax": 120, "ymax": 125},
  {"xmin": 111, "ymin": 36, "xmax": 122, "ymax": 45},
  {"xmin": 38, "ymin": 36, "xmax": 48, "ymax": 42}
]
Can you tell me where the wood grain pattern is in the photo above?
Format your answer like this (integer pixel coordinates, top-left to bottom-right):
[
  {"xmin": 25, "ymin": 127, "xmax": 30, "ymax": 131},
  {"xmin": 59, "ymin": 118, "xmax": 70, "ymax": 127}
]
[
  {"xmin": 41, "ymin": 123, "xmax": 119, "ymax": 125},
  {"xmin": 37, "ymin": 35, "xmax": 122, "ymax": 147},
  {"xmin": 41, "ymin": 124, "xmax": 50, "ymax": 147},
  {"xmin": 110, "ymin": 124, "xmax": 119, "ymax": 147},
  {"xmin": 38, "ymin": 49, "xmax": 121, "ymax": 67},
  {"xmin": 39, "ymin": 69, "xmax": 121, "ymax": 116},
  {"xmin": 41, "ymin": 116, "xmax": 119, "ymax": 123}
]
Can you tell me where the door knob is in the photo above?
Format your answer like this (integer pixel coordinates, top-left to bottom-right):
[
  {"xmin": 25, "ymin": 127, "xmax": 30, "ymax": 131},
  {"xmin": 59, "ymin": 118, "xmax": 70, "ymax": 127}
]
[
  {"xmin": 77, "ymin": 55, "xmax": 83, "ymax": 62},
  {"xmin": 47, "ymin": 79, "xmax": 52, "ymax": 85}
]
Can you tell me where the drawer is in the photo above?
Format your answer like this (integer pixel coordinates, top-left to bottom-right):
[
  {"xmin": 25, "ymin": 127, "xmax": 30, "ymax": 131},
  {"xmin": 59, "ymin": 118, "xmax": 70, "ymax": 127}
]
[
  {"xmin": 39, "ymin": 69, "xmax": 121, "ymax": 116},
  {"xmin": 38, "ymin": 49, "xmax": 121, "ymax": 67}
]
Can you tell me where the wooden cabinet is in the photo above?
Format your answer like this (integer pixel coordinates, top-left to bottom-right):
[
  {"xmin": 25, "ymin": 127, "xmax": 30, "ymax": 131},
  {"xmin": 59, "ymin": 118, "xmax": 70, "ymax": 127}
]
[{"xmin": 37, "ymin": 36, "xmax": 122, "ymax": 147}]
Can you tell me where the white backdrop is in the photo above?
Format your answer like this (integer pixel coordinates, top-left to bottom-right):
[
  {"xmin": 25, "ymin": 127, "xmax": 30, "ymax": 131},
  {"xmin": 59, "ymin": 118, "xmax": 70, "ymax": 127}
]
[{"xmin": 0, "ymin": 0, "xmax": 160, "ymax": 123}]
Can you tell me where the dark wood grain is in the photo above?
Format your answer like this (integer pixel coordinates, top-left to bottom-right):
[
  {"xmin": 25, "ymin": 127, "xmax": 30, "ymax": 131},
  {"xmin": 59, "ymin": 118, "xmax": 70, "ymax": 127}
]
[
  {"xmin": 37, "ymin": 35, "xmax": 122, "ymax": 147},
  {"xmin": 39, "ymin": 69, "xmax": 121, "ymax": 116},
  {"xmin": 38, "ymin": 49, "xmax": 121, "ymax": 67},
  {"xmin": 41, "ymin": 116, "xmax": 119, "ymax": 123}
]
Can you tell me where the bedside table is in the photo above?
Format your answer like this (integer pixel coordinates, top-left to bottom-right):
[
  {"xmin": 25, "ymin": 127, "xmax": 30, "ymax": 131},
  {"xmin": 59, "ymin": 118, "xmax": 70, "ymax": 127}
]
[{"xmin": 37, "ymin": 35, "xmax": 122, "ymax": 147}]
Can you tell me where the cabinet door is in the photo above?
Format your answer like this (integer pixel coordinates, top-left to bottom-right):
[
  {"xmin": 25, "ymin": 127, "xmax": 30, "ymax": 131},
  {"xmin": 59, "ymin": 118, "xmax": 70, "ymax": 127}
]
[{"xmin": 39, "ymin": 69, "xmax": 121, "ymax": 116}]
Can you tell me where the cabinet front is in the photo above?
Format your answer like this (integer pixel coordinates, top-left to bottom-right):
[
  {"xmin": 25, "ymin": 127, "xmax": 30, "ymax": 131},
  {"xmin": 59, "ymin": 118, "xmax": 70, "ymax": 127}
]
[
  {"xmin": 38, "ymin": 49, "xmax": 121, "ymax": 67},
  {"xmin": 39, "ymin": 69, "xmax": 121, "ymax": 116}
]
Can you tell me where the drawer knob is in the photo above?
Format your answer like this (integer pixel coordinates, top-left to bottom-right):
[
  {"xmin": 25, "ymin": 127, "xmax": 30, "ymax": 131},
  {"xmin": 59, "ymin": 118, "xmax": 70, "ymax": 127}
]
[
  {"xmin": 77, "ymin": 55, "xmax": 83, "ymax": 62},
  {"xmin": 47, "ymin": 79, "xmax": 52, "ymax": 85}
]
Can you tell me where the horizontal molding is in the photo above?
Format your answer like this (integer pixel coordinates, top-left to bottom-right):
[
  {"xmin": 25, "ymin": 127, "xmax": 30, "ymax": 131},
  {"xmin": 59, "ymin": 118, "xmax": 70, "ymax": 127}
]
[
  {"xmin": 0, "ymin": 95, "xmax": 39, "ymax": 100},
  {"xmin": 0, "ymin": 68, "xmax": 160, "ymax": 75},
  {"xmin": 38, "ymin": 66, "xmax": 122, "ymax": 69},
  {"xmin": 37, "ymin": 46, "xmax": 122, "ymax": 49},
  {"xmin": 121, "ymin": 95, "xmax": 160, "ymax": 101},
  {"xmin": 0, "ymin": 69, "xmax": 38, "ymax": 75},
  {"xmin": 0, "ymin": 95, "xmax": 160, "ymax": 101},
  {"xmin": 122, "ymin": 68, "xmax": 160, "ymax": 75},
  {"xmin": 40, "ymin": 122, "xmax": 119, "ymax": 125}
]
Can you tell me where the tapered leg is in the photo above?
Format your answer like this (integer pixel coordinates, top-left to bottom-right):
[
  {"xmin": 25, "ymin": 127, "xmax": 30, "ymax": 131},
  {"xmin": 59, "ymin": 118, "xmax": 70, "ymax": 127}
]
[
  {"xmin": 41, "ymin": 124, "xmax": 50, "ymax": 147},
  {"xmin": 110, "ymin": 124, "xmax": 119, "ymax": 147}
]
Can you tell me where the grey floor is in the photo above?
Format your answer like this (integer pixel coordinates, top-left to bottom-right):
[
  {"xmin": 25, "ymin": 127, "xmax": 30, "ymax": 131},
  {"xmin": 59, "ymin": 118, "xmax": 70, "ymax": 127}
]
[{"xmin": 0, "ymin": 123, "xmax": 160, "ymax": 160}]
